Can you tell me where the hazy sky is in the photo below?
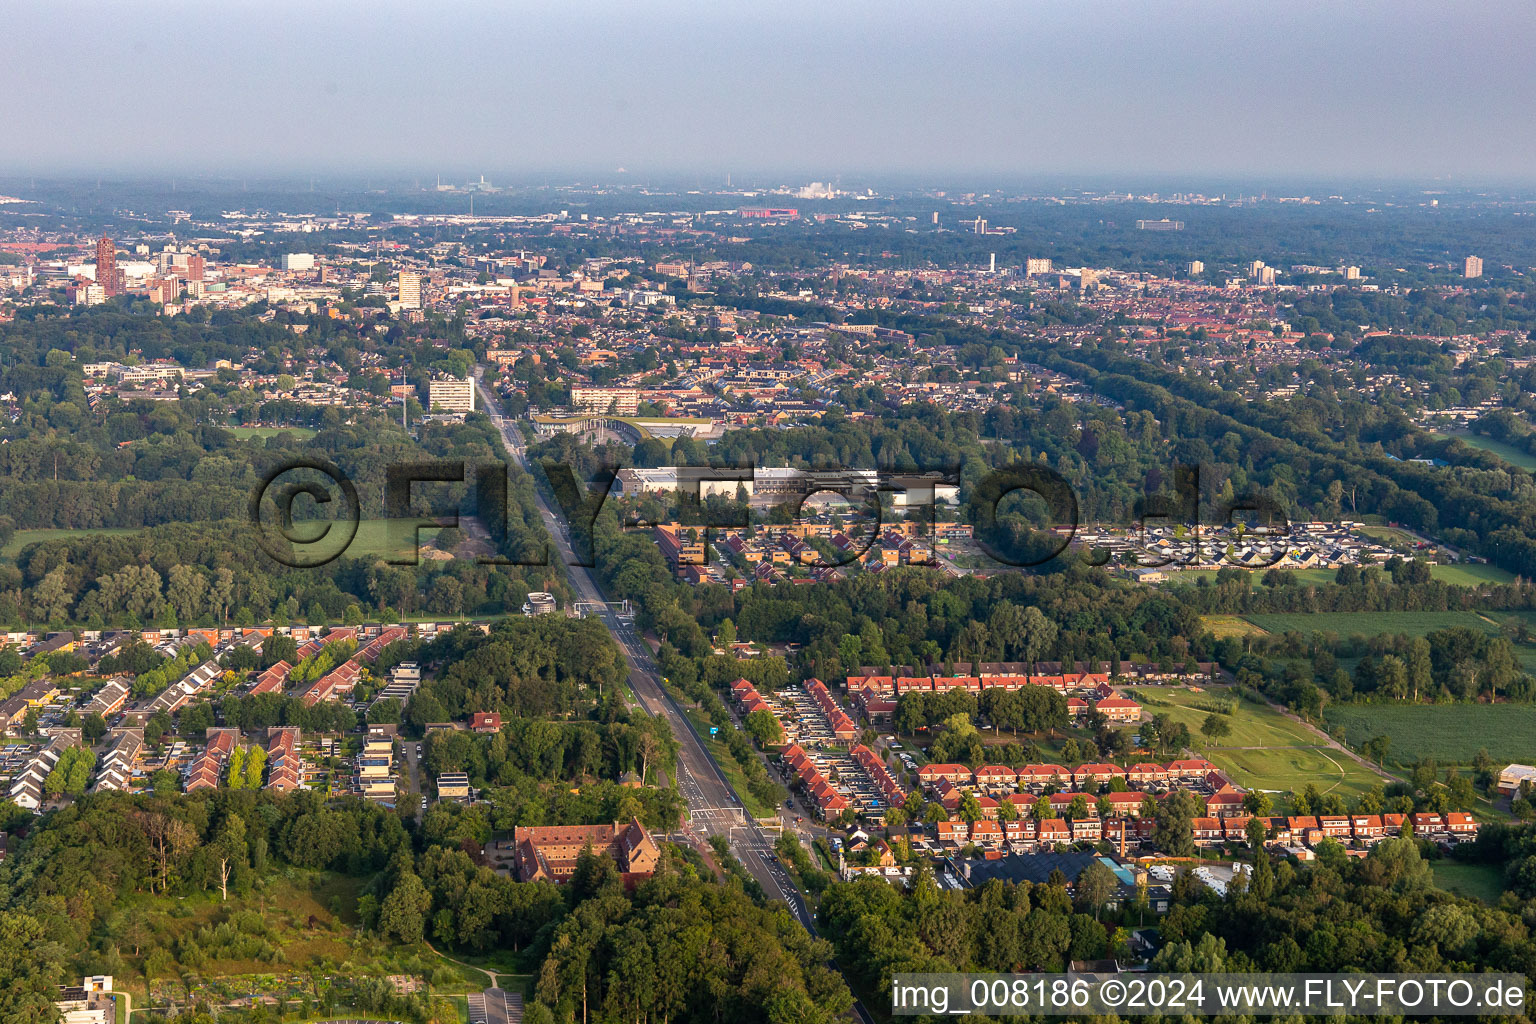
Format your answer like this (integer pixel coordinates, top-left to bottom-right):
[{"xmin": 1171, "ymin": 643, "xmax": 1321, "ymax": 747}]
[{"xmin": 4, "ymin": 0, "xmax": 1534, "ymax": 183}]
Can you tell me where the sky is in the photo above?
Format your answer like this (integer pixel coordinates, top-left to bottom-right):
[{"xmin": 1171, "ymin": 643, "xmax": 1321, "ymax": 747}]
[{"xmin": 4, "ymin": 0, "xmax": 1535, "ymax": 184}]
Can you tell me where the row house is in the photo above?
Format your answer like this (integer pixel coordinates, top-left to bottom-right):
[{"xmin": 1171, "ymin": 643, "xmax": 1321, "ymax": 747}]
[
  {"xmin": 782, "ymin": 744, "xmax": 848, "ymax": 817},
  {"xmin": 806, "ymin": 678, "xmax": 857, "ymax": 740},
  {"xmin": 84, "ymin": 677, "xmax": 131, "ymax": 719},
  {"xmin": 140, "ymin": 659, "xmax": 222, "ymax": 717},
  {"xmin": 1074, "ymin": 762, "xmax": 1127, "ymax": 787},
  {"xmin": 917, "ymin": 763, "xmax": 974, "ymax": 786},
  {"xmin": 355, "ymin": 626, "xmax": 407, "ymax": 663},
  {"xmin": 1206, "ymin": 784, "xmax": 1246, "ymax": 816},
  {"xmin": 295, "ymin": 625, "xmax": 358, "ymax": 661},
  {"xmin": 731, "ymin": 678, "xmax": 773, "ymax": 717},
  {"xmin": 1095, "ymin": 697, "xmax": 1143, "ymax": 723},
  {"xmin": 851, "ymin": 671, "xmax": 1116, "ymax": 699},
  {"xmin": 1038, "ymin": 818, "xmax": 1072, "ymax": 843},
  {"xmin": 1067, "ymin": 695, "xmax": 1145, "ymax": 722},
  {"xmin": 939, "ymin": 815, "xmax": 1159, "ymax": 851},
  {"xmin": 1255, "ymin": 811, "xmax": 1479, "ymax": 846},
  {"xmin": 265, "ymin": 727, "xmax": 303, "ymax": 792},
  {"xmin": 974, "ymin": 764, "xmax": 1018, "ymax": 790},
  {"xmin": 249, "ymin": 660, "xmax": 292, "ymax": 696},
  {"xmin": 1165, "ymin": 758, "xmax": 1221, "ymax": 780},
  {"xmin": 92, "ymin": 729, "xmax": 144, "ymax": 793},
  {"xmin": 921, "ymin": 758, "xmax": 1227, "ymax": 796},
  {"xmin": 1192, "ymin": 817, "xmax": 1224, "ymax": 844},
  {"xmin": 851, "ymin": 744, "xmax": 906, "ymax": 808},
  {"xmin": 856, "ymin": 691, "xmax": 897, "ymax": 723},
  {"xmin": 301, "ymin": 660, "xmax": 362, "ymax": 706},
  {"xmin": 8, "ymin": 730, "xmax": 82, "ymax": 811},
  {"xmin": 1017, "ymin": 763, "xmax": 1073, "ymax": 787},
  {"xmin": 186, "ymin": 728, "xmax": 239, "ymax": 792}
]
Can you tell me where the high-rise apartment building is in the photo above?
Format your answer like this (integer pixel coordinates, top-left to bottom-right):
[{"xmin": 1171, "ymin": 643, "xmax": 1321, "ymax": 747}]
[
  {"xmin": 1344, "ymin": 265, "xmax": 1360, "ymax": 280},
  {"xmin": 1024, "ymin": 258, "xmax": 1053, "ymax": 276},
  {"xmin": 428, "ymin": 375, "xmax": 476, "ymax": 413},
  {"xmin": 280, "ymin": 253, "xmax": 315, "ymax": 272},
  {"xmin": 570, "ymin": 387, "xmax": 641, "ymax": 415},
  {"xmin": 398, "ymin": 271, "xmax": 423, "ymax": 309},
  {"xmin": 95, "ymin": 236, "xmax": 119, "ymax": 296},
  {"xmin": 1465, "ymin": 255, "xmax": 1483, "ymax": 279},
  {"xmin": 1187, "ymin": 260, "xmax": 1205, "ymax": 276}
]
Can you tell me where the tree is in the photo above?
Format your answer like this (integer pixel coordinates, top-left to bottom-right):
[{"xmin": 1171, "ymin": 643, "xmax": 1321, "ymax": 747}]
[
  {"xmin": 1154, "ymin": 789, "xmax": 1198, "ymax": 858},
  {"xmin": 214, "ymin": 813, "xmax": 247, "ymax": 902},
  {"xmin": 1200, "ymin": 713, "xmax": 1231, "ymax": 742},
  {"xmin": 743, "ymin": 708, "xmax": 784, "ymax": 748},
  {"xmin": 379, "ymin": 871, "xmax": 432, "ymax": 944},
  {"xmin": 1242, "ymin": 791, "xmax": 1272, "ymax": 817},
  {"xmin": 1074, "ymin": 861, "xmax": 1116, "ymax": 920}
]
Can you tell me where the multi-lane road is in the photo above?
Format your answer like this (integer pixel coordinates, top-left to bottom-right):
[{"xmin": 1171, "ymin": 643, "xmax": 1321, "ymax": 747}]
[{"xmin": 473, "ymin": 371, "xmax": 871, "ymax": 1023}]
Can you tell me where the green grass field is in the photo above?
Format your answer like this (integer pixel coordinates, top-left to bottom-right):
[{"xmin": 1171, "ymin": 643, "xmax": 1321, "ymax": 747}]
[
  {"xmin": 1429, "ymin": 563, "xmax": 1518, "ymax": 586},
  {"xmin": 1211, "ymin": 747, "xmax": 1380, "ymax": 802},
  {"xmin": 1200, "ymin": 614, "xmax": 1268, "ymax": 638},
  {"xmin": 1, "ymin": 526, "xmax": 141, "ymax": 560},
  {"xmin": 1130, "ymin": 687, "xmax": 1321, "ymax": 749},
  {"xmin": 1324, "ymin": 703, "xmax": 1536, "ymax": 766},
  {"xmin": 1432, "ymin": 860, "xmax": 1508, "ymax": 903},
  {"xmin": 1242, "ymin": 611, "xmax": 1501, "ymax": 639},
  {"xmin": 228, "ymin": 424, "xmax": 319, "ymax": 440},
  {"xmin": 1131, "ymin": 686, "xmax": 1384, "ymax": 802},
  {"xmin": 1170, "ymin": 568, "xmax": 1338, "ymax": 587},
  {"xmin": 1438, "ymin": 431, "xmax": 1536, "ymax": 471}
]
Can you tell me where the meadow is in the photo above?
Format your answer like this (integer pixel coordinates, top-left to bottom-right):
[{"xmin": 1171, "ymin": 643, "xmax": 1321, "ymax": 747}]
[
  {"xmin": 1199, "ymin": 614, "xmax": 1267, "ymax": 638},
  {"xmin": 115, "ymin": 872, "xmax": 487, "ymax": 1015},
  {"xmin": 1242, "ymin": 611, "xmax": 1502, "ymax": 639},
  {"xmin": 1129, "ymin": 685, "xmax": 1385, "ymax": 802},
  {"xmin": 1431, "ymin": 860, "xmax": 1509, "ymax": 903},
  {"xmin": 1323, "ymin": 703, "xmax": 1536, "ymax": 766},
  {"xmin": 1, "ymin": 526, "xmax": 141, "ymax": 561},
  {"xmin": 1436, "ymin": 431, "xmax": 1536, "ymax": 472},
  {"xmin": 1429, "ymin": 563, "xmax": 1518, "ymax": 586}
]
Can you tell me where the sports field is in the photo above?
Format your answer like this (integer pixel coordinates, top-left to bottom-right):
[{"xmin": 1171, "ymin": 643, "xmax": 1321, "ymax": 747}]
[
  {"xmin": 1129, "ymin": 686, "xmax": 1383, "ymax": 802},
  {"xmin": 228, "ymin": 424, "xmax": 319, "ymax": 440},
  {"xmin": 1324, "ymin": 703, "xmax": 1536, "ymax": 766},
  {"xmin": 1242, "ymin": 611, "xmax": 1501, "ymax": 638}
]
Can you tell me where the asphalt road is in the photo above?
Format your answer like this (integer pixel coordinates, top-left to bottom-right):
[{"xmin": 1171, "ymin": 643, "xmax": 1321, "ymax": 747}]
[{"xmin": 474, "ymin": 371, "xmax": 872, "ymax": 1024}]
